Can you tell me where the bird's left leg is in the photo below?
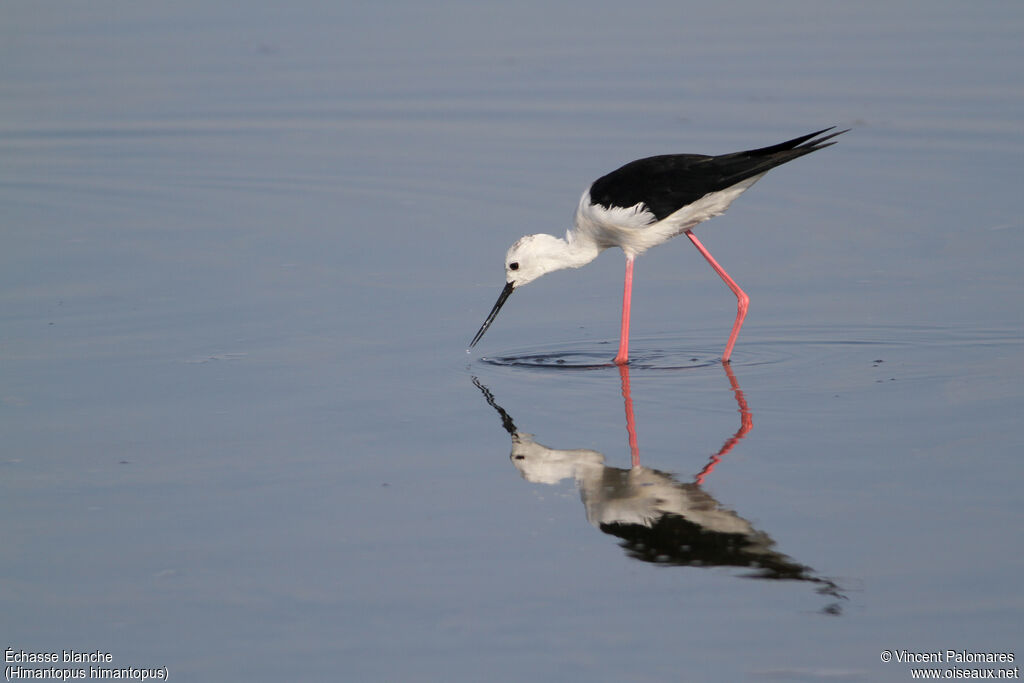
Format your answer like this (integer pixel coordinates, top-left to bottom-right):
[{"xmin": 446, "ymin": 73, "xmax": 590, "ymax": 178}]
[
  {"xmin": 613, "ymin": 256, "xmax": 635, "ymax": 365},
  {"xmin": 686, "ymin": 231, "xmax": 749, "ymax": 363}
]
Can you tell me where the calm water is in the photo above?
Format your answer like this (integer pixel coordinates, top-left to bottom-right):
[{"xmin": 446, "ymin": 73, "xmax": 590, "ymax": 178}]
[{"xmin": 3, "ymin": 3, "xmax": 1022, "ymax": 681}]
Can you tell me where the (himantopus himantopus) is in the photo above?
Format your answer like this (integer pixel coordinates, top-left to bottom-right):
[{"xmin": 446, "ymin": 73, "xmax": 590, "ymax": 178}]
[{"xmin": 469, "ymin": 127, "xmax": 846, "ymax": 363}]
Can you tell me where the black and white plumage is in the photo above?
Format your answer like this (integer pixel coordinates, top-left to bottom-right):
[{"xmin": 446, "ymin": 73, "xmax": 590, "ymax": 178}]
[
  {"xmin": 588, "ymin": 127, "xmax": 843, "ymax": 223},
  {"xmin": 469, "ymin": 127, "xmax": 846, "ymax": 363}
]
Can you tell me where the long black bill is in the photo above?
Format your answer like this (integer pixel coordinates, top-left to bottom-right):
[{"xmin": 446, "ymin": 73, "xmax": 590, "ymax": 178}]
[{"xmin": 469, "ymin": 281, "xmax": 515, "ymax": 349}]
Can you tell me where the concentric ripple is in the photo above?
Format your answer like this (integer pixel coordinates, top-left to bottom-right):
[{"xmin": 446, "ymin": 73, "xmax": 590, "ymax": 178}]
[
  {"xmin": 477, "ymin": 338, "xmax": 785, "ymax": 371},
  {"xmin": 473, "ymin": 324, "xmax": 1023, "ymax": 373}
]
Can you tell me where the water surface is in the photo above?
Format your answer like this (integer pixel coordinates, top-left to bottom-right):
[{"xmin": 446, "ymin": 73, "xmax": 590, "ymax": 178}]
[{"xmin": 3, "ymin": 2, "xmax": 1023, "ymax": 681}]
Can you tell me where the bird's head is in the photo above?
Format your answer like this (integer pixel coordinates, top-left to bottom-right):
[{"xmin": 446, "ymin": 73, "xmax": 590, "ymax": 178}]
[
  {"xmin": 469, "ymin": 233, "xmax": 570, "ymax": 349},
  {"xmin": 502, "ymin": 233, "xmax": 567, "ymax": 288}
]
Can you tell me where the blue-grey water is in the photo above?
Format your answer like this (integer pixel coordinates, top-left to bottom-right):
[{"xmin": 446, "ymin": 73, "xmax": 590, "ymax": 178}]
[{"xmin": 3, "ymin": 3, "xmax": 1022, "ymax": 681}]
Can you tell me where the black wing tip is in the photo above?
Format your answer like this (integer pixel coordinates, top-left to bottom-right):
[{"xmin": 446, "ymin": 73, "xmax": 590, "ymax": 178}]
[
  {"xmin": 797, "ymin": 127, "xmax": 849, "ymax": 152},
  {"xmin": 745, "ymin": 126, "xmax": 849, "ymax": 157}
]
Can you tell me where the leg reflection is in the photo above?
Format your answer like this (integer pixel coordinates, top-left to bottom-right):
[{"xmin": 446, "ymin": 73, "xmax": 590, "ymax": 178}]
[
  {"xmin": 695, "ymin": 362, "xmax": 753, "ymax": 485},
  {"xmin": 473, "ymin": 370, "xmax": 845, "ymax": 612},
  {"xmin": 618, "ymin": 362, "xmax": 752, "ymax": 483}
]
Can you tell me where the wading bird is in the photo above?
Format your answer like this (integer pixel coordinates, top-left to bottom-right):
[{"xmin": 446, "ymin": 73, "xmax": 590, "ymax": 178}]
[{"xmin": 469, "ymin": 127, "xmax": 845, "ymax": 364}]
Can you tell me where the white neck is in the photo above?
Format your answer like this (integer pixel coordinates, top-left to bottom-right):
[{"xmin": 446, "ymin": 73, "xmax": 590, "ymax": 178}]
[{"xmin": 559, "ymin": 230, "xmax": 603, "ymax": 269}]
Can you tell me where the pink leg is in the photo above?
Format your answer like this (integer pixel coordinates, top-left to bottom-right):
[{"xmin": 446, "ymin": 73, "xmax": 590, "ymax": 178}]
[
  {"xmin": 618, "ymin": 364, "xmax": 640, "ymax": 467},
  {"xmin": 613, "ymin": 256, "xmax": 634, "ymax": 365},
  {"xmin": 686, "ymin": 231, "xmax": 749, "ymax": 363},
  {"xmin": 694, "ymin": 363, "xmax": 753, "ymax": 485}
]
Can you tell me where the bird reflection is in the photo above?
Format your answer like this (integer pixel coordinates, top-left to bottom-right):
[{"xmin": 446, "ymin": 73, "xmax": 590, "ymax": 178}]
[{"xmin": 473, "ymin": 365, "xmax": 845, "ymax": 613}]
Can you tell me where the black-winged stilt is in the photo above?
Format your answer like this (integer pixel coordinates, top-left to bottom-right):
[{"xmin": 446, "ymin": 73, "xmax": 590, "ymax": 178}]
[{"xmin": 469, "ymin": 127, "xmax": 846, "ymax": 364}]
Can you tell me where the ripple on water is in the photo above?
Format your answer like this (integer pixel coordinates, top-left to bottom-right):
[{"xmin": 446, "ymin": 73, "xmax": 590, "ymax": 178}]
[
  {"xmin": 478, "ymin": 339, "xmax": 786, "ymax": 372},
  {"xmin": 473, "ymin": 324, "xmax": 1024, "ymax": 374}
]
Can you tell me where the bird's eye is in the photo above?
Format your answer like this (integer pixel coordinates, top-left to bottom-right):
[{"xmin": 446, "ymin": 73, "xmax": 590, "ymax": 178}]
[{"xmin": 509, "ymin": 262, "xmax": 519, "ymax": 271}]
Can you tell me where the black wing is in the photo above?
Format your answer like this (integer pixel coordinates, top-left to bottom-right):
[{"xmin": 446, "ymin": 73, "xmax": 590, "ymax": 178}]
[{"xmin": 588, "ymin": 127, "xmax": 846, "ymax": 221}]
